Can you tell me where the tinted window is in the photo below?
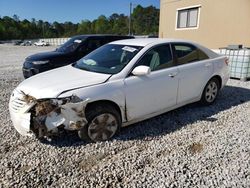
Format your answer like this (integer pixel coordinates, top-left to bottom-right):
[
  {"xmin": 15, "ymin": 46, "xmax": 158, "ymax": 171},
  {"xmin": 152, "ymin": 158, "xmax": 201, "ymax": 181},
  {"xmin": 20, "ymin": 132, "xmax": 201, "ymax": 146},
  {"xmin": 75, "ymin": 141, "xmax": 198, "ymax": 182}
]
[
  {"xmin": 173, "ymin": 43, "xmax": 208, "ymax": 64},
  {"xmin": 103, "ymin": 36, "xmax": 115, "ymax": 43},
  {"xmin": 86, "ymin": 38, "xmax": 103, "ymax": 51},
  {"xmin": 137, "ymin": 44, "xmax": 174, "ymax": 71},
  {"xmin": 57, "ymin": 37, "xmax": 87, "ymax": 53},
  {"xmin": 198, "ymin": 48, "xmax": 209, "ymax": 60}
]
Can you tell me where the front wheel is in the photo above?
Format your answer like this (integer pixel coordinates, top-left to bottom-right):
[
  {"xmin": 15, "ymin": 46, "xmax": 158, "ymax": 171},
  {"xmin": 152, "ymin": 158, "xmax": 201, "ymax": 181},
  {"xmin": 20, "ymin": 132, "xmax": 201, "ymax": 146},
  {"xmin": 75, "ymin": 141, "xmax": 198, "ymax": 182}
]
[
  {"xmin": 200, "ymin": 78, "xmax": 220, "ymax": 105},
  {"xmin": 78, "ymin": 104, "xmax": 121, "ymax": 142}
]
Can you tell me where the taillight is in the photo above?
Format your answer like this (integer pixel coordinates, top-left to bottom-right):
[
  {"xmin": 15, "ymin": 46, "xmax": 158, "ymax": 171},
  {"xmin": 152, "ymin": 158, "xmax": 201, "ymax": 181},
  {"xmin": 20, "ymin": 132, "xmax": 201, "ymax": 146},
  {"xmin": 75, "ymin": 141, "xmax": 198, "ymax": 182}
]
[{"xmin": 225, "ymin": 58, "xmax": 229, "ymax": 66}]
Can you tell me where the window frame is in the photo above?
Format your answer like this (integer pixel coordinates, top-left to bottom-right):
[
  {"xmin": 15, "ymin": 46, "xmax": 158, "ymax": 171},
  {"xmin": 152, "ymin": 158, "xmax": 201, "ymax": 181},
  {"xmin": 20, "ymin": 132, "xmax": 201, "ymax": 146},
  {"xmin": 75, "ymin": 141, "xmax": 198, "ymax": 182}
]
[
  {"xmin": 127, "ymin": 43, "xmax": 177, "ymax": 77},
  {"xmin": 176, "ymin": 5, "xmax": 201, "ymax": 30},
  {"xmin": 171, "ymin": 42, "xmax": 209, "ymax": 65}
]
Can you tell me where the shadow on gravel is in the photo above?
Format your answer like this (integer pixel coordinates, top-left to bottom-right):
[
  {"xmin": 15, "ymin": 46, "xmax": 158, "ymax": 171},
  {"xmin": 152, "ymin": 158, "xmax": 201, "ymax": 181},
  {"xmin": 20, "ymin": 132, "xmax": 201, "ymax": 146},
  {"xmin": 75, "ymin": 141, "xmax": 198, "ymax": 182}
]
[
  {"xmin": 42, "ymin": 85, "xmax": 250, "ymax": 147},
  {"xmin": 39, "ymin": 132, "xmax": 86, "ymax": 147}
]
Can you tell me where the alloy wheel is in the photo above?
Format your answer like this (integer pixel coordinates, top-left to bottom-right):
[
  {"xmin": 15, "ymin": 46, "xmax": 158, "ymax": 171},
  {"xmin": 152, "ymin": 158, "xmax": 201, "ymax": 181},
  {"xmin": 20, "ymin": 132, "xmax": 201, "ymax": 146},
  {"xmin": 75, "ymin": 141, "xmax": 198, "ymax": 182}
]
[
  {"xmin": 205, "ymin": 81, "xmax": 218, "ymax": 103},
  {"xmin": 88, "ymin": 113, "xmax": 118, "ymax": 141}
]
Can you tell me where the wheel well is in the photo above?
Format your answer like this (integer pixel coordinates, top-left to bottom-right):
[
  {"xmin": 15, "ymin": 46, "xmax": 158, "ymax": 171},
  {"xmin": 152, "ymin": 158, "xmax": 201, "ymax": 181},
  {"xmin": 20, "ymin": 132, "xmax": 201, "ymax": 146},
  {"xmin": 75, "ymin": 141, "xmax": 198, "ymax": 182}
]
[
  {"xmin": 211, "ymin": 75, "xmax": 222, "ymax": 89},
  {"xmin": 85, "ymin": 100, "xmax": 122, "ymax": 120}
]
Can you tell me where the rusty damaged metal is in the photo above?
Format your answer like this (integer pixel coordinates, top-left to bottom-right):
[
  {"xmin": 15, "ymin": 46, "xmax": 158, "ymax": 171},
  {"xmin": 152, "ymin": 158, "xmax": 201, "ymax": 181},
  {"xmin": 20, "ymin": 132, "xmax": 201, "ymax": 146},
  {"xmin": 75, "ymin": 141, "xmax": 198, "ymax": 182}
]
[
  {"xmin": 35, "ymin": 100, "xmax": 59, "ymax": 116},
  {"xmin": 21, "ymin": 91, "xmax": 37, "ymax": 104}
]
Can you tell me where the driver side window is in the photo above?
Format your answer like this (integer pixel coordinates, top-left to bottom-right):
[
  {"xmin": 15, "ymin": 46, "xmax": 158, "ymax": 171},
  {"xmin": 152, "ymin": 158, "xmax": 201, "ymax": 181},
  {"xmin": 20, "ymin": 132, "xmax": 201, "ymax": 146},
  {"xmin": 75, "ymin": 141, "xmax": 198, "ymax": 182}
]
[{"xmin": 137, "ymin": 44, "xmax": 174, "ymax": 71}]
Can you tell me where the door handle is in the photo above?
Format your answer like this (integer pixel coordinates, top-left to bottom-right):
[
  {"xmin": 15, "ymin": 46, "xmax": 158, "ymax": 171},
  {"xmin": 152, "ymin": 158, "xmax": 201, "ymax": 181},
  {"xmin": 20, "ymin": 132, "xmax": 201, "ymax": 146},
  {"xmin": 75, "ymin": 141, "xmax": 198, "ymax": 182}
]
[{"xmin": 168, "ymin": 72, "xmax": 178, "ymax": 78}]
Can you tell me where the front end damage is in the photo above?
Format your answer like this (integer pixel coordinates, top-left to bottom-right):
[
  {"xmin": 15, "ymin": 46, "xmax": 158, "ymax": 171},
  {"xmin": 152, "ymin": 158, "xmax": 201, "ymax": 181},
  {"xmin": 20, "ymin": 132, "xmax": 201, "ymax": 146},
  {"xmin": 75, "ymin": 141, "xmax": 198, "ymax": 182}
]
[{"xmin": 18, "ymin": 92, "xmax": 89, "ymax": 138}]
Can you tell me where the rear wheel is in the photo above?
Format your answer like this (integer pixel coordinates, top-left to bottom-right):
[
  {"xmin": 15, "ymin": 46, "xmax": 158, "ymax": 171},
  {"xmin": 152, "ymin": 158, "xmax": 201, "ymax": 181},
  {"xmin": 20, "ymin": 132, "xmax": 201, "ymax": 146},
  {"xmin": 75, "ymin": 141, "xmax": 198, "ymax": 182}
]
[
  {"xmin": 200, "ymin": 78, "xmax": 219, "ymax": 105},
  {"xmin": 78, "ymin": 104, "xmax": 121, "ymax": 142}
]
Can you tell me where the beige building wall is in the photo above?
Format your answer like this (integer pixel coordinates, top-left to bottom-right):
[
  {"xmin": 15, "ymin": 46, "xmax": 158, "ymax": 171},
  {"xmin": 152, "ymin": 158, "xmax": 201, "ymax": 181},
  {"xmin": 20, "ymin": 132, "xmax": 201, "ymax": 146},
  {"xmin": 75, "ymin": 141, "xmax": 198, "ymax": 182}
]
[{"xmin": 159, "ymin": 0, "xmax": 250, "ymax": 49}]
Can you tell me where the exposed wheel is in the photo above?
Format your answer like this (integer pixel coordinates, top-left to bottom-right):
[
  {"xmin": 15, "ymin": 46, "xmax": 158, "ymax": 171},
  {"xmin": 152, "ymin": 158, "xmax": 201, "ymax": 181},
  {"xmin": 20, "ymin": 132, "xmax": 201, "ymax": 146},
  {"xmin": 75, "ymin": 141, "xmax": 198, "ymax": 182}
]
[
  {"xmin": 200, "ymin": 78, "xmax": 219, "ymax": 105},
  {"xmin": 78, "ymin": 104, "xmax": 121, "ymax": 142}
]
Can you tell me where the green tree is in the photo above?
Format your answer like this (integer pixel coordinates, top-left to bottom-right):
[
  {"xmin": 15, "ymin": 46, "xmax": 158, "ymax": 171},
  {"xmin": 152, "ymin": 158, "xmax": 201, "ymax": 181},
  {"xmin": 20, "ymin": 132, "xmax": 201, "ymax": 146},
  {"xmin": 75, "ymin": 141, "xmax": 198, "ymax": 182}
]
[
  {"xmin": 109, "ymin": 14, "xmax": 128, "ymax": 35},
  {"xmin": 0, "ymin": 4, "xmax": 159, "ymax": 40},
  {"xmin": 20, "ymin": 19, "xmax": 31, "ymax": 39},
  {"xmin": 0, "ymin": 20, "xmax": 6, "ymax": 40},
  {"xmin": 93, "ymin": 15, "xmax": 111, "ymax": 34},
  {"xmin": 53, "ymin": 21, "xmax": 64, "ymax": 37},
  {"xmin": 132, "ymin": 5, "xmax": 159, "ymax": 35},
  {"xmin": 63, "ymin": 21, "xmax": 78, "ymax": 37},
  {"xmin": 77, "ymin": 19, "xmax": 92, "ymax": 34}
]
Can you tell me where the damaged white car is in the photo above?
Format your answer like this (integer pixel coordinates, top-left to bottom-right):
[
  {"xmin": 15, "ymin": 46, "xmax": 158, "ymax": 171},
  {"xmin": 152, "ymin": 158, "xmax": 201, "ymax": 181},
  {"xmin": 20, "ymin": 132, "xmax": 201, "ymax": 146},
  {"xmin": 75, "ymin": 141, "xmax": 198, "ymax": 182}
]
[{"xmin": 9, "ymin": 38, "xmax": 230, "ymax": 142}]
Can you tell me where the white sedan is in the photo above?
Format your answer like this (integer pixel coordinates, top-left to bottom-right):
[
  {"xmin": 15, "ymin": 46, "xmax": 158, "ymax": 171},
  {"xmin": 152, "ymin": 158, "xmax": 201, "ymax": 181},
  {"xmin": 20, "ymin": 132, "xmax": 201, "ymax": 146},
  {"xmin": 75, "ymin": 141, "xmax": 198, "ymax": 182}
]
[
  {"xmin": 34, "ymin": 40, "xmax": 49, "ymax": 46},
  {"xmin": 9, "ymin": 38, "xmax": 230, "ymax": 142}
]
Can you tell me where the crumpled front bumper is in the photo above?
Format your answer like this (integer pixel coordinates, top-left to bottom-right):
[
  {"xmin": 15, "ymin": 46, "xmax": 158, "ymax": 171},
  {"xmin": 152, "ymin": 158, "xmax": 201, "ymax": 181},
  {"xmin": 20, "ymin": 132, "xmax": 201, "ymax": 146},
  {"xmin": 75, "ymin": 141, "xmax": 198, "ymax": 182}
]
[
  {"xmin": 9, "ymin": 89, "xmax": 35, "ymax": 136},
  {"xmin": 9, "ymin": 109, "xmax": 33, "ymax": 136},
  {"xmin": 9, "ymin": 89, "xmax": 89, "ymax": 138}
]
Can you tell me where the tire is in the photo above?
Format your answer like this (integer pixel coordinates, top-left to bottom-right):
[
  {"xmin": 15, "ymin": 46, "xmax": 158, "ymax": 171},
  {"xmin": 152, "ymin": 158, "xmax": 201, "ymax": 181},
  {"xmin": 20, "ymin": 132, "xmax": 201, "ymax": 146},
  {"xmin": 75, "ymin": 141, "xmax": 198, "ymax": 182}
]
[
  {"xmin": 200, "ymin": 78, "xmax": 220, "ymax": 105},
  {"xmin": 78, "ymin": 104, "xmax": 121, "ymax": 142}
]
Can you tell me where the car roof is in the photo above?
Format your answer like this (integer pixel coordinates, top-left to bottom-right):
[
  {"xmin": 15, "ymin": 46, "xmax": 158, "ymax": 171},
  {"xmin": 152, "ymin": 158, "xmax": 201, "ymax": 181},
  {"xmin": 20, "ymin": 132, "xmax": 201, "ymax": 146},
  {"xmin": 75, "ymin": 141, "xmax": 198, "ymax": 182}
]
[
  {"xmin": 110, "ymin": 38, "xmax": 219, "ymax": 58},
  {"xmin": 71, "ymin": 34, "xmax": 134, "ymax": 39},
  {"xmin": 110, "ymin": 38, "xmax": 199, "ymax": 47}
]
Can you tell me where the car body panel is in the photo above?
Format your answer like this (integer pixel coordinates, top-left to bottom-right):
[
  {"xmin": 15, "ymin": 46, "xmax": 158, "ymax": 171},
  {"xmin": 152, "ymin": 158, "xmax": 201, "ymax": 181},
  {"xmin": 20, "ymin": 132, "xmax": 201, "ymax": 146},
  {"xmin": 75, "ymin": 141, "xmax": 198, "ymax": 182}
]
[
  {"xmin": 18, "ymin": 65, "xmax": 111, "ymax": 99},
  {"xmin": 9, "ymin": 109, "xmax": 32, "ymax": 136},
  {"xmin": 58, "ymin": 79, "xmax": 127, "ymax": 123},
  {"xmin": 27, "ymin": 51, "xmax": 66, "ymax": 60},
  {"xmin": 212, "ymin": 57, "xmax": 230, "ymax": 88},
  {"xmin": 177, "ymin": 59, "xmax": 214, "ymax": 103},
  {"xmin": 124, "ymin": 67, "xmax": 179, "ymax": 120}
]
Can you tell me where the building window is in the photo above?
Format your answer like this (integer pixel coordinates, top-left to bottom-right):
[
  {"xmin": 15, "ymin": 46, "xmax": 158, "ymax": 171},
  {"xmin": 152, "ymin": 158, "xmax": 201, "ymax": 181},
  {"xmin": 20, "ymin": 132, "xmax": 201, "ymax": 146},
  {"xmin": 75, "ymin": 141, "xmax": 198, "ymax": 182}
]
[{"xmin": 177, "ymin": 7, "xmax": 199, "ymax": 29}]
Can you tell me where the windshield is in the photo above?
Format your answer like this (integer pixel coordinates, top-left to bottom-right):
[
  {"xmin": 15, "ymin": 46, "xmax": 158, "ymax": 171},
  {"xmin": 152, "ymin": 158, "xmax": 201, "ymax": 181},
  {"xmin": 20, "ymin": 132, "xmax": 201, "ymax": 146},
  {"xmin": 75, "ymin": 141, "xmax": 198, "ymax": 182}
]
[
  {"xmin": 57, "ymin": 37, "xmax": 86, "ymax": 53},
  {"xmin": 74, "ymin": 44, "xmax": 142, "ymax": 74}
]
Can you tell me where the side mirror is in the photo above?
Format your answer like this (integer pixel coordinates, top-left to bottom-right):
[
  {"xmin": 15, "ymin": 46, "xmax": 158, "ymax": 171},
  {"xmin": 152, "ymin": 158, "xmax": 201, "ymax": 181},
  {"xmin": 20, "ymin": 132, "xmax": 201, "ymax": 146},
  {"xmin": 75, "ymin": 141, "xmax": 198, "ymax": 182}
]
[{"xmin": 132, "ymin": 65, "xmax": 151, "ymax": 76}]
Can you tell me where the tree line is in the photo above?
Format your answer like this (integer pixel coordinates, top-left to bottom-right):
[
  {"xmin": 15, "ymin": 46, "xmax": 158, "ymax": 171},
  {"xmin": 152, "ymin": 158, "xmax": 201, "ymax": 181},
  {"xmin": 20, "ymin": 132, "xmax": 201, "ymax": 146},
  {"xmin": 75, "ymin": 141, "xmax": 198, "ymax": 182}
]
[{"xmin": 0, "ymin": 5, "xmax": 159, "ymax": 40}]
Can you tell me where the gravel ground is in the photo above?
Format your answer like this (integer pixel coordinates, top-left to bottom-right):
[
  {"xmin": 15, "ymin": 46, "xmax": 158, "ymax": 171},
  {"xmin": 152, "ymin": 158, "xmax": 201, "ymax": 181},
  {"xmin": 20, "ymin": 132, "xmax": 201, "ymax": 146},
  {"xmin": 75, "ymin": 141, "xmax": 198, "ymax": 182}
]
[{"xmin": 0, "ymin": 44, "xmax": 249, "ymax": 188}]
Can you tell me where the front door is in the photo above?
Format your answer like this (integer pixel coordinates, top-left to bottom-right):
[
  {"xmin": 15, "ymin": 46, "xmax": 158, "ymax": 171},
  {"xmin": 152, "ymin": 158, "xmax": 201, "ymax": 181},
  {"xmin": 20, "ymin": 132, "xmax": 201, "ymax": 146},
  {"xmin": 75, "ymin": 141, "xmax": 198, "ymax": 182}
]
[{"xmin": 124, "ymin": 44, "xmax": 179, "ymax": 121}]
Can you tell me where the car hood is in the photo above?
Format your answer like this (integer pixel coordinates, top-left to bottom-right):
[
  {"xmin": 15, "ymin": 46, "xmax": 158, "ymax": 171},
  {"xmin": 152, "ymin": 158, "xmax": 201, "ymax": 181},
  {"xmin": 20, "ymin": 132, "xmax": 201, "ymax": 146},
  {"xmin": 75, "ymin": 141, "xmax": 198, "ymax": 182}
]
[
  {"xmin": 26, "ymin": 51, "xmax": 67, "ymax": 61},
  {"xmin": 17, "ymin": 65, "xmax": 111, "ymax": 99}
]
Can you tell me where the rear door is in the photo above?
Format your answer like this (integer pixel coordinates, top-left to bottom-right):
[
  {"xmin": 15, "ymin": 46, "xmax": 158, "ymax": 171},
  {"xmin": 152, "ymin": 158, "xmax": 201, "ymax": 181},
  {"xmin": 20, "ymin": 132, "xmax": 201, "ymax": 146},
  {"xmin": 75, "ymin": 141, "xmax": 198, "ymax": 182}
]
[{"xmin": 171, "ymin": 43, "xmax": 213, "ymax": 104}]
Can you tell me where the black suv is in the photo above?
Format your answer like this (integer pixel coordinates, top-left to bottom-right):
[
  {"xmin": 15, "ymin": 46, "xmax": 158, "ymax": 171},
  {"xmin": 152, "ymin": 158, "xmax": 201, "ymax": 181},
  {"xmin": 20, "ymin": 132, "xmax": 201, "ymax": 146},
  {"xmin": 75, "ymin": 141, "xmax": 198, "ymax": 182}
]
[{"xmin": 23, "ymin": 34, "xmax": 134, "ymax": 78}]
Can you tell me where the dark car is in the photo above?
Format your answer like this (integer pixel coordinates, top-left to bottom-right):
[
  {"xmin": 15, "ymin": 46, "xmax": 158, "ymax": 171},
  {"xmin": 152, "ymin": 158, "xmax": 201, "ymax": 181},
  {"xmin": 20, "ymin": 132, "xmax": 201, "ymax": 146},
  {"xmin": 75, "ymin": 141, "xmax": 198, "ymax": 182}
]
[
  {"xmin": 20, "ymin": 41, "xmax": 32, "ymax": 46},
  {"xmin": 23, "ymin": 34, "xmax": 134, "ymax": 78},
  {"xmin": 14, "ymin": 40, "xmax": 24, "ymax": 45}
]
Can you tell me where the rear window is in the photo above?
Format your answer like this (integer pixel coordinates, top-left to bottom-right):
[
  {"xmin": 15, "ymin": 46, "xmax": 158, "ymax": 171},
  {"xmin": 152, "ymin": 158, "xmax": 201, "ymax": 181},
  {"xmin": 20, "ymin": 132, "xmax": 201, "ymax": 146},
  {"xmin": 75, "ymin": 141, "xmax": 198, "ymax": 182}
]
[{"xmin": 173, "ymin": 43, "xmax": 209, "ymax": 64}]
